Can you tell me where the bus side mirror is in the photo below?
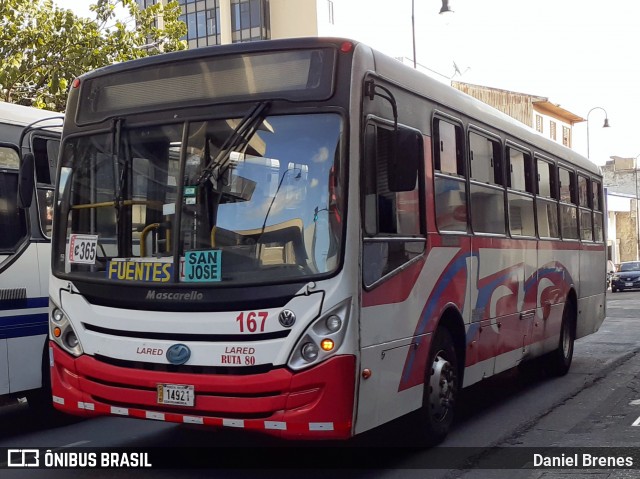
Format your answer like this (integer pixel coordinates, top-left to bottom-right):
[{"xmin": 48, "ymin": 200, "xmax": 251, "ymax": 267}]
[
  {"xmin": 388, "ymin": 128, "xmax": 422, "ymax": 192},
  {"xmin": 18, "ymin": 152, "xmax": 35, "ymax": 209}
]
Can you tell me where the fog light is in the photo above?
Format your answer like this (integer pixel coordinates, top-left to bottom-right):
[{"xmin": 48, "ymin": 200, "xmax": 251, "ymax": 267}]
[
  {"xmin": 320, "ymin": 338, "xmax": 334, "ymax": 351},
  {"xmin": 301, "ymin": 342, "xmax": 319, "ymax": 362},
  {"xmin": 64, "ymin": 331, "xmax": 79, "ymax": 349}
]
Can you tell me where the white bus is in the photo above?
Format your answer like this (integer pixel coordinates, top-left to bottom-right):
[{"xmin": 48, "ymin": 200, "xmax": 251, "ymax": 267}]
[
  {"xmin": 0, "ymin": 101, "xmax": 61, "ymax": 412},
  {"xmin": 48, "ymin": 38, "xmax": 605, "ymax": 443}
]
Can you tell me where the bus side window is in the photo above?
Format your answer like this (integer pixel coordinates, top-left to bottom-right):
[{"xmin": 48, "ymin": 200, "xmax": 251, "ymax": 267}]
[
  {"xmin": 592, "ymin": 179, "xmax": 604, "ymax": 242},
  {"xmin": 433, "ymin": 118, "xmax": 467, "ymax": 233},
  {"xmin": 559, "ymin": 166, "xmax": 578, "ymax": 240},
  {"xmin": 506, "ymin": 146, "xmax": 535, "ymax": 237},
  {"xmin": 578, "ymin": 175, "xmax": 593, "ymax": 242},
  {"xmin": 0, "ymin": 146, "xmax": 28, "ymax": 251},
  {"xmin": 535, "ymin": 158, "xmax": 559, "ymax": 239},
  {"xmin": 362, "ymin": 122, "xmax": 425, "ymax": 287},
  {"xmin": 469, "ymin": 132, "xmax": 505, "ymax": 235}
]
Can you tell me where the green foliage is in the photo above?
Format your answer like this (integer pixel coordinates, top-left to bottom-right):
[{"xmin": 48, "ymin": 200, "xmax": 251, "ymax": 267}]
[{"xmin": 0, "ymin": 0, "xmax": 187, "ymax": 111}]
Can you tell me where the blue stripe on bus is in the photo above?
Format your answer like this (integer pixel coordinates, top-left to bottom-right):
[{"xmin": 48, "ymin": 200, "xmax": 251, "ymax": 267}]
[
  {"xmin": 0, "ymin": 296, "xmax": 48, "ymax": 310},
  {"xmin": 0, "ymin": 313, "xmax": 48, "ymax": 339}
]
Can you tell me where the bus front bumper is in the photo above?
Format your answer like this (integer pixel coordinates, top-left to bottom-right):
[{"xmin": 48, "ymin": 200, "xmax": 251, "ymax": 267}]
[{"xmin": 49, "ymin": 342, "xmax": 356, "ymax": 440}]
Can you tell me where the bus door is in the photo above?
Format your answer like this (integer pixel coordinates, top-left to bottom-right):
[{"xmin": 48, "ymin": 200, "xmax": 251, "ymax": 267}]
[{"xmin": 357, "ymin": 117, "xmax": 426, "ymax": 433}]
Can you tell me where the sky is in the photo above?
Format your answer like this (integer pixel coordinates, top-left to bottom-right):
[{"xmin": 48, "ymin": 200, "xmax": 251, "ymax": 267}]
[{"xmin": 52, "ymin": 0, "xmax": 640, "ymax": 166}]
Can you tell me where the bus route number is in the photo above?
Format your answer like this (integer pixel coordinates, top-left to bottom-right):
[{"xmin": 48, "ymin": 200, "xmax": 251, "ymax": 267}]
[
  {"xmin": 68, "ymin": 234, "xmax": 99, "ymax": 264},
  {"xmin": 236, "ymin": 311, "xmax": 268, "ymax": 333}
]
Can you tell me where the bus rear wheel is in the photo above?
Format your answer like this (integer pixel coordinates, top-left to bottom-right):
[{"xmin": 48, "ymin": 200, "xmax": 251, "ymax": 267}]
[
  {"xmin": 416, "ymin": 328, "xmax": 459, "ymax": 445},
  {"xmin": 545, "ymin": 300, "xmax": 576, "ymax": 377}
]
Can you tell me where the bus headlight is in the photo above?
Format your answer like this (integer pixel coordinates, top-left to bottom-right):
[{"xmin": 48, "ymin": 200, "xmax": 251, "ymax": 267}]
[
  {"xmin": 301, "ymin": 342, "xmax": 319, "ymax": 361},
  {"xmin": 325, "ymin": 315, "xmax": 342, "ymax": 332},
  {"xmin": 288, "ymin": 298, "xmax": 351, "ymax": 370},
  {"xmin": 52, "ymin": 308, "xmax": 65, "ymax": 323},
  {"xmin": 50, "ymin": 305, "xmax": 83, "ymax": 357}
]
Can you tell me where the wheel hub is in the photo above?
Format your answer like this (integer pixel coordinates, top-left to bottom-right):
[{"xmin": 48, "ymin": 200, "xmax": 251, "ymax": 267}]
[{"xmin": 429, "ymin": 353, "xmax": 456, "ymax": 421}]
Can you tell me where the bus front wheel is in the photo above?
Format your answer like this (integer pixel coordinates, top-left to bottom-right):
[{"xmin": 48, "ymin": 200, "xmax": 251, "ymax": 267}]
[{"xmin": 417, "ymin": 327, "xmax": 459, "ymax": 445}]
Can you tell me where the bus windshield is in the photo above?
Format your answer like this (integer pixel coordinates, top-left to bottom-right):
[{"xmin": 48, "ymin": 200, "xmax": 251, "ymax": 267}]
[{"xmin": 54, "ymin": 112, "xmax": 344, "ymax": 285}]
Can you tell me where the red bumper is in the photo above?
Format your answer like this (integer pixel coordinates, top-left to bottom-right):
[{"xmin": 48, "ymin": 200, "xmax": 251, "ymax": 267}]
[{"xmin": 50, "ymin": 342, "xmax": 356, "ymax": 440}]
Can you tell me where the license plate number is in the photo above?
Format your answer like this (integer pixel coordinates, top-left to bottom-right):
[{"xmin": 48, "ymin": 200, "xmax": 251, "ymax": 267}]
[
  {"xmin": 157, "ymin": 384, "xmax": 194, "ymax": 407},
  {"xmin": 626, "ymin": 282, "xmax": 634, "ymax": 287}
]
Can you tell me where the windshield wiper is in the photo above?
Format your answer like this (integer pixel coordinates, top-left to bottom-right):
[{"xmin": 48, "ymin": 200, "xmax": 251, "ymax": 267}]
[
  {"xmin": 196, "ymin": 101, "xmax": 270, "ymax": 186},
  {"xmin": 111, "ymin": 118, "xmax": 127, "ymax": 213}
]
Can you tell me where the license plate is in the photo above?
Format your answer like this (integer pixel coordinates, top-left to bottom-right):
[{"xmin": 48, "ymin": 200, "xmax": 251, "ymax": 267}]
[
  {"xmin": 626, "ymin": 282, "xmax": 634, "ymax": 287},
  {"xmin": 157, "ymin": 384, "xmax": 195, "ymax": 407}
]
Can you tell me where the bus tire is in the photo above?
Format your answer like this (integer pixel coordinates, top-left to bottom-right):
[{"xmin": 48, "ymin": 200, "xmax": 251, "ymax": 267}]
[
  {"xmin": 545, "ymin": 300, "xmax": 576, "ymax": 377},
  {"xmin": 416, "ymin": 327, "xmax": 459, "ymax": 445}
]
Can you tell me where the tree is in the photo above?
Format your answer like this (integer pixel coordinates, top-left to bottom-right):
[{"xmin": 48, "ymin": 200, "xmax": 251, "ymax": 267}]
[{"xmin": 0, "ymin": 0, "xmax": 187, "ymax": 111}]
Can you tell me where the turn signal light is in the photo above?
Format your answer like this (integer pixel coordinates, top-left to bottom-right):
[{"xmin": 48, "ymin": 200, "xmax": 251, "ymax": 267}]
[{"xmin": 320, "ymin": 338, "xmax": 334, "ymax": 351}]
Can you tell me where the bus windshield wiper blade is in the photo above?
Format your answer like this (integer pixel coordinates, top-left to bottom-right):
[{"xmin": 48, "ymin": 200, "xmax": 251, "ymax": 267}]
[
  {"xmin": 196, "ymin": 101, "xmax": 270, "ymax": 185},
  {"xmin": 111, "ymin": 118, "xmax": 130, "ymax": 215}
]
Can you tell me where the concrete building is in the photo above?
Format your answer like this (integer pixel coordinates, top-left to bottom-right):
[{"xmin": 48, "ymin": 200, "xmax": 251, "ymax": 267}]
[
  {"xmin": 602, "ymin": 157, "xmax": 640, "ymax": 264},
  {"xmin": 138, "ymin": 0, "xmax": 339, "ymax": 50},
  {"xmin": 451, "ymin": 82, "xmax": 585, "ymax": 149}
]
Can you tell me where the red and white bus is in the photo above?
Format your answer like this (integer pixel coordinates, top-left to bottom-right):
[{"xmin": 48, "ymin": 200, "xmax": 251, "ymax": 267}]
[{"xmin": 47, "ymin": 38, "xmax": 606, "ymax": 443}]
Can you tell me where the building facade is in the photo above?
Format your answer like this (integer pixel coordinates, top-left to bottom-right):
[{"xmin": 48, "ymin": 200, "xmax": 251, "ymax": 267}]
[
  {"xmin": 451, "ymin": 82, "xmax": 585, "ymax": 149},
  {"xmin": 602, "ymin": 157, "xmax": 640, "ymax": 264},
  {"xmin": 138, "ymin": 0, "xmax": 336, "ymax": 50}
]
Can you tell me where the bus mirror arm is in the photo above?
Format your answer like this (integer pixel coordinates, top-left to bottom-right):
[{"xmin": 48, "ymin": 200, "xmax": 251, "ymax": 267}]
[
  {"xmin": 364, "ymin": 80, "xmax": 398, "ymax": 132},
  {"xmin": 18, "ymin": 152, "xmax": 35, "ymax": 209}
]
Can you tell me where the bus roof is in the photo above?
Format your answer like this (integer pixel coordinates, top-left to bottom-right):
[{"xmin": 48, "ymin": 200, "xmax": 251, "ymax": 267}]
[{"xmin": 0, "ymin": 101, "xmax": 62, "ymax": 128}]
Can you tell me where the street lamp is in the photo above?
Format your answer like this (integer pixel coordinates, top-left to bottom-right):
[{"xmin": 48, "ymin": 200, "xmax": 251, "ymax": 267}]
[
  {"xmin": 412, "ymin": 0, "xmax": 455, "ymax": 69},
  {"xmin": 586, "ymin": 106, "xmax": 610, "ymax": 159},
  {"xmin": 635, "ymin": 154, "xmax": 640, "ymax": 260}
]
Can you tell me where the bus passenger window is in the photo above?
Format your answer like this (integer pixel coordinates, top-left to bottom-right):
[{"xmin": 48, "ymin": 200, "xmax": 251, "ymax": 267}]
[
  {"xmin": 433, "ymin": 118, "xmax": 467, "ymax": 233},
  {"xmin": 470, "ymin": 132, "xmax": 502, "ymax": 185},
  {"xmin": 578, "ymin": 175, "xmax": 593, "ymax": 241},
  {"xmin": 536, "ymin": 159, "xmax": 556, "ymax": 198},
  {"xmin": 434, "ymin": 120, "xmax": 464, "ymax": 175},
  {"xmin": 592, "ymin": 180, "xmax": 603, "ymax": 211},
  {"xmin": 580, "ymin": 210, "xmax": 593, "ymax": 241},
  {"xmin": 578, "ymin": 175, "xmax": 590, "ymax": 207},
  {"xmin": 536, "ymin": 158, "xmax": 559, "ymax": 239},
  {"xmin": 593, "ymin": 211, "xmax": 604, "ymax": 242},
  {"xmin": 559, "ymin": 167, "xmax": 578, "ymax": 239},
  {"xmin": 592, "ymin": 179, "xmax": 604, "ymax": 242},
  {"xmin": 434, "ymin": 176, "xmax": 467, "ymax": 233},
  {"xmin": 470, "ymin": 183, "xmax": 506, "ymax": 235},
  {"xmin": 507, "ymin": 147, "xmax": 535, "ymax": 237},
  {"xmin": 469, "ymin": 133, "xmax": 505, "ymax": 234}
]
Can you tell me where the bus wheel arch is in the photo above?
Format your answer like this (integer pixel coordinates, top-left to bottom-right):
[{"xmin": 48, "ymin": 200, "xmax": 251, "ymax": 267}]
[
  {"xmin": 436, "ymin": 307, "xmax": 466, "ymax": 379},
  {"xmin": 25, "ymin": 339, "xmax": 54, "ymax": 418}
]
